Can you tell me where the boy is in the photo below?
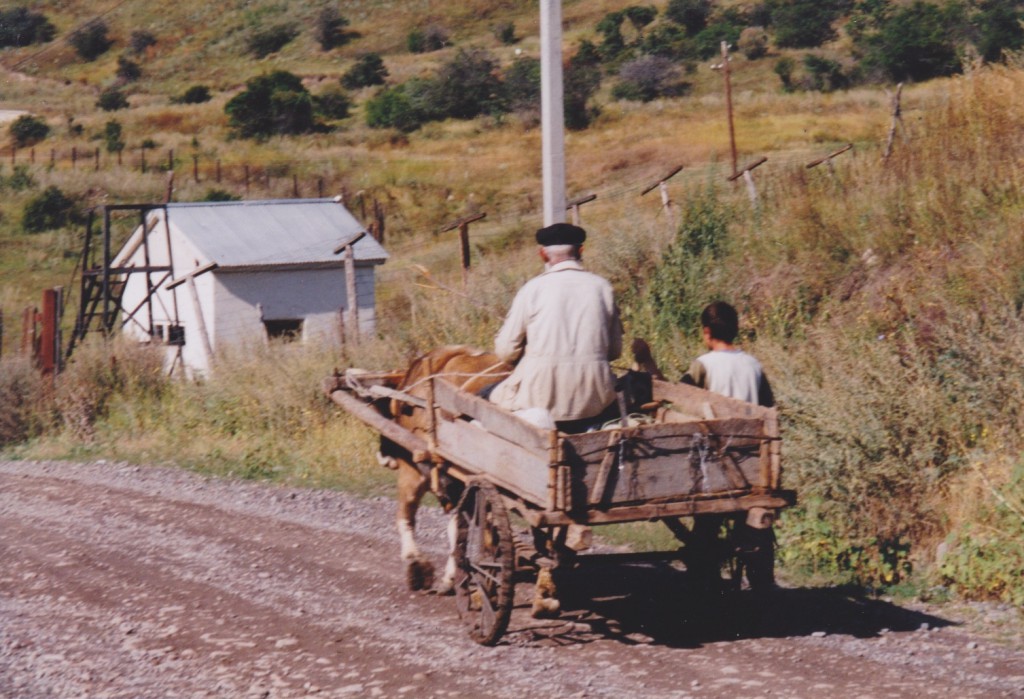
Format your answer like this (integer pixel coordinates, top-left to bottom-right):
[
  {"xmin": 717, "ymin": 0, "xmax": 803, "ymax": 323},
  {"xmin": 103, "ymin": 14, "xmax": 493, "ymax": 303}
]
[{"xmin": 682, "ymin": 300, "xmax": 774, "ymax": 407}]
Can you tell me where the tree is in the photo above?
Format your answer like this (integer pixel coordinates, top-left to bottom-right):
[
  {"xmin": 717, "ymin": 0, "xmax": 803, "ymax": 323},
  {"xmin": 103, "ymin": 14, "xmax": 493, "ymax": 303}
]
[
  {"xmin": 171, "ymin": 85, "xmax": 212, "ymax": 105},
  {"xmin": 69, "ymin": 21, "xmax": 112, "ymax": 61},
  {"xmin": 342, "ymin": 53, "xmax": 388, "ymax": 89},
  {"xmin": 858, "ymin": 0, "xmax": 960, "ymax": 82},
  {"xmin": 9, "ymin": 115, "xmax": 49, "ymax": 147},
  {"xmin": 768, "ymin": 0, "xmax": 843, "ymax": 49},
  {"xmin": 428, "ymin": 48, "xmax": 505, "ymax": 120},
  {"xmin": 96, "ymin": 88, "xmax": 129, "ymax": 112},
  {"xmin": 407, "ymin": 25, "xmax": 448, "ymax": 53},
  {"xmin": 665, "ymin": 0, "xmax": 712, "ymax": 35},
  {"xmin": 0, "ymin": 8, "xmax": 55, "ymax": 48},
  {"xmin": 116, "ymin": 56, "xmax": 141, "ymax": 83},
  {"xmin": 315, "ymin": 85, "xmax": 351, "ymax": 120},
  {"xmin": 22, "ymin": 186, "xmax": 78, "ymax": 233},
  {"xmin": 314, "ymin": 7, "xmax": 351, "ymax": 50},
  {"xmin": 612, "ymin": 55, "xmax": 685, "ymax": 102},
  {"xmin": 504, "ymin": 56, "xmax": 541, "ymax": 113},
  {"xmin": 365, "ymin": 85, "xmax": 426, "ymax": 132},
  {"xmin": 225, "ymin": 71, "xmax": 317, "ymax": 138},
  {"xmin": 104, "ymin": 120, "xmax": 125, "ymax": 154},
  {"xmin": 973, "ymin": 1, "xmax": 1024, "ymax": 62},
  {"xmin": 564, "ymin": 44, "xmax": 603, "ymax": 130},
  {"xmin": 774, "ymin": 56, "xmax": 796, "ymax": 91},
  {"xmin": 246, "ymin": 23, "xmax": 298, "ymax": 58},
  {"xmin": 128, "ymin": 30, "xmax": 157, "ymax": 54},
  {"xmin": 738, "ymin": 26, "xmax": 769, "ymax": 60},
  {"xmin": 803, "ymin": 53, "xmax": 848, "ymax": 92}
]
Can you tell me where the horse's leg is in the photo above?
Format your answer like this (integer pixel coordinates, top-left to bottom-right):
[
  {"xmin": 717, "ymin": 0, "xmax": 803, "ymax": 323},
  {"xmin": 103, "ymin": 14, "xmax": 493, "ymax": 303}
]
[
  {"xmin": 396, "ymin": 458, "xmax": 435, "ymax": 591},
  {"xmin": 435, "ymin": 513, "xmax": 458, "ymax": 595}
]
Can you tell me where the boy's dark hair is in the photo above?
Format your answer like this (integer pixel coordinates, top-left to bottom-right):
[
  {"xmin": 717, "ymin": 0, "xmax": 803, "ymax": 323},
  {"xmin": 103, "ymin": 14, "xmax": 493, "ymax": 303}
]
[{"xmin": 701, "ymin": 301, "xmax": 739, "ymax": 343}]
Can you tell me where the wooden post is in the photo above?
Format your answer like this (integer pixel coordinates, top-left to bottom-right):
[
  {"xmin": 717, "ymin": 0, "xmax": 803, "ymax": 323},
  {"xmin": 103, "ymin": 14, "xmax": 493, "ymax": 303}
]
[
  {"xmin": 318, "ymin": 176, "xmax": 324, "ymax": 198},
  {"xmin": 883, "ymin": 82, "xmax": 904, "ymax": 161},
  {"xmin": 71, "ymin": 146, "xmax": 76, "ymax": 169},
  {"xmin": 720, "ymin": 41, "xmax": 737, "ymax": 177},
  {"xmin": 141, "ymin": 146, "xmax": 147, "ymax": 173},
  {"xmin": 641, "ymin": 165, "xmax": 683, "ymax": 233},
  {"xmin": 441, "ymin": 213, "xmax": 486, "ymax": 288},
  {"xmin": 566, "ymin": 193, "xmax": 596, "ymax": 226},
  {"xmin": 292, "ymin": 174, "xmax": 299, "ymax": 197},
  {"xmin": 216, "ymin": 159, "xmax": 222, "ymax": 183},
  {"xmin": 244, "ymin": 164, "xmax": 250, "ymax": 192},
  {"xmin": 50, "ymin": 149, "xmax": 55, "ymax": 168},
  {"xmin": 94, "ymin": 147, "xmax": 100, "ymax": 171},
  {"xmin": 166, "ymin": 263, "xmax": 218, "ymax": 366},
  {"xmin": 30, "ymin": 148, "xmax": 34, "ymax": 163},
  {"xmin": 167, "ymin": 149, "xmax": 174, "ymax": 172},
  {"xmin": 165, "ymin": 171, "xmax": 175, "ymax": 203},
  {"xmin": 193, "ymin": 154, "xmax": 199, "ymax": 183},
  {"xmin": 727, "ymin": 156, "xmax": 768, "ymax": 206},
  {"xmin": 117, "ymin": 148, "xmax": 122, "ymax": 166},
  {"xmin": 333, "ymin": 231, "xmax": 367, "ymax": 346}
]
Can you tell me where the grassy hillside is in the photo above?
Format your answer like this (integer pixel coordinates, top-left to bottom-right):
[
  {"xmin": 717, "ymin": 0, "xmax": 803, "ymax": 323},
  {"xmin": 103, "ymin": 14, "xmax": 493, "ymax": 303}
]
[{"xmin": 3, "ymin": 1, "xmax": 1024, "ymax": 607}]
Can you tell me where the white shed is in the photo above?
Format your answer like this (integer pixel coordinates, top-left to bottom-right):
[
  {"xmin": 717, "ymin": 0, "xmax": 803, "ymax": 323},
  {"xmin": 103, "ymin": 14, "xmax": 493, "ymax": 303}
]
[{"xmin": 111, "ymin": 198, "xmax": 388, "ymax": 375}]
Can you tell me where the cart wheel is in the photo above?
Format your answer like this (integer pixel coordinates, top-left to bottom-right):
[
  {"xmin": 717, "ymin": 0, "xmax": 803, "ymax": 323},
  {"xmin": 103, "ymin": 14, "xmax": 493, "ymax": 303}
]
[{"xmin": 454, "ymin": 479, "xmax": 515, "ymax": 645}]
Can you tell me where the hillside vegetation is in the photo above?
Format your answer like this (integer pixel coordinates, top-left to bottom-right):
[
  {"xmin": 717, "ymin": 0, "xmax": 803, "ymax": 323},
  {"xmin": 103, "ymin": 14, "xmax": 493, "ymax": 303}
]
[{"xmin": 2, "ymin": 0, "xmax": 1024, "ymax": 607}]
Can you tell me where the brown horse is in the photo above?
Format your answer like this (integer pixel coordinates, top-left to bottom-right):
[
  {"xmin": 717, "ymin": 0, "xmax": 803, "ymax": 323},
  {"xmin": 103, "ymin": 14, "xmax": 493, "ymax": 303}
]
[{"xmin": 377, "ymin": 345, "xmax": 512, "ymax": 594}]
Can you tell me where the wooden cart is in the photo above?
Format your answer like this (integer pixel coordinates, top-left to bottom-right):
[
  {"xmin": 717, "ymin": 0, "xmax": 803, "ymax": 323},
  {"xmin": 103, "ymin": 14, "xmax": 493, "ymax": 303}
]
[{"xmin": 326, "ymin": 368, "xmax": 795, "ymax": 645}]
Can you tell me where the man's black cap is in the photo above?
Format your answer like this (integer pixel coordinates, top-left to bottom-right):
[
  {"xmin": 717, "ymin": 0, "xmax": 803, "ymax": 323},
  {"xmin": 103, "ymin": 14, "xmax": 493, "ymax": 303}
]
[{"xmin": 535, "ymin": 222, "xmax": 586, "ymax": 246}]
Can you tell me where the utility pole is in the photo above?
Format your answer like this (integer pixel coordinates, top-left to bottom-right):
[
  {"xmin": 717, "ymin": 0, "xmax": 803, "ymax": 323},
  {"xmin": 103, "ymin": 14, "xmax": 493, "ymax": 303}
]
[
  {"xmin": 720, "ymin": 41, "xmax": 738, "ymax": 178},
  {"xmin": 541, "ymin": 0, "xmax": 566, "ymax": 226}
]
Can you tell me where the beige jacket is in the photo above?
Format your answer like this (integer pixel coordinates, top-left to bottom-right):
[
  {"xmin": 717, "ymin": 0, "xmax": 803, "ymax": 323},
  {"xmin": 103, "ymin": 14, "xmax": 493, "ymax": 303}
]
[{"xmin": 489, "ymin": 259, "xmax": 623, "ymax": 421}]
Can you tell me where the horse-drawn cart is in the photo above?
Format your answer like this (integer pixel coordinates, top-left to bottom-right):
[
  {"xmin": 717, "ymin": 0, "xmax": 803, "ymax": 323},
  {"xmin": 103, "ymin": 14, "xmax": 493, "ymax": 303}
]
[{"xmin": 324, "ymin": 362, "xmax": 795, "ymax": 645}]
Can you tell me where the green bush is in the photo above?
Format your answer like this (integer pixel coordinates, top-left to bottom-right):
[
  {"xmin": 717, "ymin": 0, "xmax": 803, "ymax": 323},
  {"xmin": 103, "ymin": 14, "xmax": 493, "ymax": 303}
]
[
  {"xmin": 972, "ymin": 1, "xmax": 1024, "ymax": 63},
  {"xmin": 225, "ymin": 71, "xmax": 317, "ymax": 138},
  {"xmin": 341, "ymin": 53, "xmax": 388, "ymax": 89},
  {"xmin": 768, "ymin": 0, "xmax": 842, "ymax": 49},
  {"xmin": 201, "ymin": 188, "xmax": 241, "ymax": 202},
  {"xmin": 69, "ymin": 21, "xmax": 112, "ymax": 61},
  {"xmin": 9, "ymin": 114, "xmax": 49, "ymax": 147},
  {"xmin": 424, "ymin": 48, "xmax": 505, "ymax": 120},
  {"xmin": 172, "ymin": 85, "xmax": 212, "ymax": 105},
  {"xmin": 407, "ymin": 25, "xmax": 448, "ymax": 53},
  {"xmin": 246, "ymin": 23, "xmax": 298, "ymax": 58},
  {"xmin": 504, "ymin": 56, "xmax": 541, "ymax": 112},
  {"xmin": 564, "ymin": 44, "xmax": 603, "ymax": 130},
  {"xmin": 774, "ymin": 55, "xmax": 796, "ymax": 90},
  {"xmin": 128, "ymin": 29, "xmax": 156, "ymax": 54},
  {"xmin": 116, "ymin": 56, "xmax": 141, "ymax": 82},
  {"xmin": 0, "ymin": 357, "xmax": 51, "ymax": 446},
  {"xmin": 314, "ymin": 7, "xmax": 351, "ymax": 50},
  {"xmin": 664, "ymin": 0, "xmax": 712, "ymax": 35},
  {"xmin": 365, "ymin": 85, "xmax": 427, "ymax": 132},
  {"xmin": 315, "ymin": 85, "xmax": 351, "ymax": 120},
  {"xmin": 1, "ymin": 164, "xmax": 36, "ymax": 192},
  {"xmin": 492, "ymin": 20, "xmax": 517, "ymax": 45},
  {"xmin": 22, "ymin": 185, "xmax": 78, "ymax": 233},
  {"xmin": 612, "ymin": 55, "xmax": 687, "ymax": 102},
  {"xmin": 856, "ymin": 0, "xmax": 961, "ymax": 82},
  {"xmin": 97, "ymin": 87, "xmax": 129, "ymax": 111},
  {"xmin": 103, "ymin": 120, "xmax": 125, "ymax": 153},
  {"xmin": 738, "ymin": 26, "xmax": 769, "ymax": 60},
  {"xmin": 802, "ymin": 53, "xmax": 848, "ymax": 92},
  {"xmin": 0, "ymin": 8, "xmax": 55, "ymax": 48}
]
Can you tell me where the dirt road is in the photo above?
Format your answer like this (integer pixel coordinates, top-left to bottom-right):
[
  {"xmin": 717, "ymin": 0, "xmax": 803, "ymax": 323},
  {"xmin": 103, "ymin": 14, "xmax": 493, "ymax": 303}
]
[{"xmin": 2, "ymin": 459, "xmax": 1023, "ymax": 698}]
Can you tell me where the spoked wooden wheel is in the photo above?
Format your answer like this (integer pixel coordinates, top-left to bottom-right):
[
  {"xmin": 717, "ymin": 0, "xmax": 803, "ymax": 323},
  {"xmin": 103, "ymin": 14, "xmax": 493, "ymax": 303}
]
[{"xmin": 454, "ymin": 479, "xmax": 515, "ymax": 645}]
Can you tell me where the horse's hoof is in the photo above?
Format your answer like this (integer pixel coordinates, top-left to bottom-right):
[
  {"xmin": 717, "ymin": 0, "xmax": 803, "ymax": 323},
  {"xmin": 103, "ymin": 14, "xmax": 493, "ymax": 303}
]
[
  {"xmin": 433, "ymin": 578, "xmax": 455, "ymax": 596},
  {"xmin": 406, "ymin": 558, "xmax": 435, "ymax": 591},
  {"xmin": 531, "ymin": 597, "xmax": 561, "ymax": 619}
]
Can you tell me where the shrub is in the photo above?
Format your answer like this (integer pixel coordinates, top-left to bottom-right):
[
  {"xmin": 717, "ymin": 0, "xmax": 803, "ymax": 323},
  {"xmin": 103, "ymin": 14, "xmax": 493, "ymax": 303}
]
[
  {"xmin": 407, "ymin": 24, "xmax": 448, "ymax": 53},
  {"xmin": 427, "ymin": 48, "xmax": 505, "ymax": 120},
  {"xmin": 315, "ymin": 85, "xmax": 351, "ymax": 120},
  {"xmin": 774, "ymin": 55, "xmax": 796, "ymax": 91},
  {"xmin": 768, "ymin": 0, "xmax": 841, "ymax": 49},
  {"xmin": 365, "ymin": 85, "xmax": 427, "ymax": 132},
  {"xmin": 116, "ymin": 56, "xmax": 141, "ymax": 82},
  {"xmin": 504, "ymin": 56, "xmax": 541, "ymax": 113},
  {"xmin": 642, "ymin": 23, "xmax": 696, "ymax": 61},
  {"xmin": 802, "ymin": 53, "xmax": 848, "ymax": 92},
  {"xmin": 201, "ymin": 188, "xmax": 241, "ymax": 202},
  {"xmin": 856, "ymin": 0, "xmax": 961, "ymax": 82},
  {"xmin": 738, "ymin": 26, "xmax": 769, "ymax": 60},
  {"xmin": 693, "ymin": 20, "xmax": 744, "ymax": 59},
  {"xmin": 128, "ymin": 29, "xmax": 157, "ymax": 54},
  {"xmin": 564, "ymin": 44, "xmax": 603, "ymax": 130},
  {"xmin": 0, "ymin": 357, "xmax": 50, "ymax": 446},
  {"xmin": 104, "ymin": 120, "xmax": 125, "ymax": 153},
  {"xmin": 96, "ymin": 87, "xmax": 129, "ymax": 111},
  {"xmin": 172, "ymin": 85, "xmax": 212, "ymax": 104},
  {"xmin": 972, "ymin": 1, "xmax": 1024, "ymax": 63},
  {"xmin": 0, "ymin": 8, "xmax": 55, "ymax": 48},
  {"xmin": 246, "ymin": 23, "xmax": 298, "ymax": 58},
  {"xmin": 314, "ymin": 7, "xmax": 351, "ymax": 50},
  {"xmin": 493, "ymin": 20, "xmax": 516, "ymax": 45},
  {"xmin": 341, "ymin": 53, "xmax": 388, "ymax": 89},
  {"xmin": 664, "ymin": 0, "xmax": 712, "ymax": 35},
  {"xmin": 225, "ymin": 71, "xmax": 317, "ymax": 138},
  {"xmin": 69, "ymin": 20, "xmax": 112, "ymax": 61},
  {"xmin": 9, "ymin": 114, "xmax": 49, "ymax": 147},
  {"xmin": 22, "ymin": 185, "xmax": 78, "ymax": 233},
  {"xmin": 612, "ymin": 55, "xmax": 686, "ymax": 102},
  {"xmin": 2, "ymin": 164, "xmax": 36, "ymax": 192}
]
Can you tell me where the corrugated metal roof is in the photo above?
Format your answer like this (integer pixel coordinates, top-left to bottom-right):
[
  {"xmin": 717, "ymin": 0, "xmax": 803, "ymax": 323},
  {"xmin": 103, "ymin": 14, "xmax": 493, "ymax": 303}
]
[{"xmin": 162, "ymin": 198, "xmax": 388, "ymax": 268}]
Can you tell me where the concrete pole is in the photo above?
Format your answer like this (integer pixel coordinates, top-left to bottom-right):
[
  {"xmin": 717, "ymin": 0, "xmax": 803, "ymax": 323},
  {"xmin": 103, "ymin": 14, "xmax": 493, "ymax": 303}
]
[{"xmin": 540, "ymin": 0, "xmax": 566, "ymax": 226}]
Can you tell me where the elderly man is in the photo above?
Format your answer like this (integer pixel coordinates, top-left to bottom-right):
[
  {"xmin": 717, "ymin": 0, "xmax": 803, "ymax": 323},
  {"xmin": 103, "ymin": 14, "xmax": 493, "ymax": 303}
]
[{"xmin": 488, "ymin": 222, "xmax": 623, "ymax": 432}]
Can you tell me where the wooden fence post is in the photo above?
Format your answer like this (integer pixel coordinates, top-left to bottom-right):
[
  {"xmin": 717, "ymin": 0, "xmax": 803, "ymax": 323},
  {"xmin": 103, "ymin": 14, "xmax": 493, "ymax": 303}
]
[
  {"xmin": 566, "ymin": 193, "xmax": 596, "ymax": 226},
  {"xmin": 641, "ymin": 165, "xmax": 683, "ymax": 234},
  {"xmin": 244, "ymin": 164, "xmax": 250, "ymax": 192},
  {"xmin": 332, "ymin": 231, "xmax": 367, "ymax": 346},
  {"xmin": 216, "ymin": 159, "xmax": 222, "ymax": 183},
  {"xmin": 727, "ymin": 156, "xmax": 768, "ymax": 206},
  {"xmin": 883, "ymin": 83, "xmax": 905, "ymax": 161},
  {"xmin": 441, "ymin": 213, "xmax": 486, "ymax": 289},
  {"xmin": 193, "ymin": 154, "xmax": 199, "ymax": 183},
  {"xmin": 94, "ymin": 147, "xmax": 100, "ymax": 171},
  {"xmin": 292, "ymin": 174, "xmax": 299, "ymax": 197}
]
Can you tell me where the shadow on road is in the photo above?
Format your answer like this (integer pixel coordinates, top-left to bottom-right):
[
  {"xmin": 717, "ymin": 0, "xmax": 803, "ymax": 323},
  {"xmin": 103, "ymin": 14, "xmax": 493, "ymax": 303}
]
[{"xmin": 509, "ymin": 557, "xmax": 952, "ymax": 648}]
